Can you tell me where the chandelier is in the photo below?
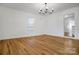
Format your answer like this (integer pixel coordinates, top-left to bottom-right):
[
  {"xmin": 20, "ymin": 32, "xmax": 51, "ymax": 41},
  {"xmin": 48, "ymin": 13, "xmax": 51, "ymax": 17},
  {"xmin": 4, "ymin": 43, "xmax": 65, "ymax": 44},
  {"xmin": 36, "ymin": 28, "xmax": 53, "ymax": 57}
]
[{"xmin": 39, "ymin": 3, "xmax": 54, "ymax": 15}]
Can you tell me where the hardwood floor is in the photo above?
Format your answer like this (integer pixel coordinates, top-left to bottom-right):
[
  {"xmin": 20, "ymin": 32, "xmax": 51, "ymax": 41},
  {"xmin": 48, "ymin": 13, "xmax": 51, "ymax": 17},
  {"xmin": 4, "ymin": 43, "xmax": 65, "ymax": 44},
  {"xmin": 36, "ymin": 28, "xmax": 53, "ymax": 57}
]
[{"xmin": 0, "ymin": 35, "xmax": 79, "ymax": 55}]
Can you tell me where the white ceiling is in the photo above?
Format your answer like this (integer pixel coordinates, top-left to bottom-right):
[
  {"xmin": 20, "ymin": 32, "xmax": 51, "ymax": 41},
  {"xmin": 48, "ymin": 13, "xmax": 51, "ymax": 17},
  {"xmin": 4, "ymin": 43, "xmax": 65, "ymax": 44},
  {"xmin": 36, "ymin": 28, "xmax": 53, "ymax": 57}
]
[{"xmin": 0, "ymin": 3, "xmax": 79, "ymax": 14}]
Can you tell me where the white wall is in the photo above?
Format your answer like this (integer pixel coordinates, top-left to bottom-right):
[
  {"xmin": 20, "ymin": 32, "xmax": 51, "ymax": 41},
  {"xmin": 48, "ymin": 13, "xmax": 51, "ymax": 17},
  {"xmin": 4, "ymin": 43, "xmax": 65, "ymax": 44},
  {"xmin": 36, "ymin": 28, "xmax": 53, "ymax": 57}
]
[
  {"xmin": 45, "ymin": 7, "xmax": 79, "ymax": 37},
  {"xmin": 44, "ymin": 12, "xmax": 64, "ymax": 36},
  {"xmin": 0, "ymin": 6, "xmax": 45, "ymax": 39},
  {"xmin": 0, "ymin": 6, "xmax": 79, "ymax": 40}
]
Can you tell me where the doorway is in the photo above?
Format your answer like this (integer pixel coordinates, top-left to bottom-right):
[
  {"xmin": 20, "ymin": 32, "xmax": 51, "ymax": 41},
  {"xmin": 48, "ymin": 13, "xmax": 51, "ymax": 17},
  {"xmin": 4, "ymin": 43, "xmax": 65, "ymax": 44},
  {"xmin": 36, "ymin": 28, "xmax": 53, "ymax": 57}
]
[{"xmin": 64, "ymin": 13, "xmax": 75, "ymax": 37}]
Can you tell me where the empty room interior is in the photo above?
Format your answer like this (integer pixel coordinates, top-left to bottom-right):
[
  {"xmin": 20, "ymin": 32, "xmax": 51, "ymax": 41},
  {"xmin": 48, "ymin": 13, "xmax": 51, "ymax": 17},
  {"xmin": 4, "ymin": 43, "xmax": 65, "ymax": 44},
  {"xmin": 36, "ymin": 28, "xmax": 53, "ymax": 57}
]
[{"xmin": 0, "ymin": 3, "xmax": 79, "ymax": 55}]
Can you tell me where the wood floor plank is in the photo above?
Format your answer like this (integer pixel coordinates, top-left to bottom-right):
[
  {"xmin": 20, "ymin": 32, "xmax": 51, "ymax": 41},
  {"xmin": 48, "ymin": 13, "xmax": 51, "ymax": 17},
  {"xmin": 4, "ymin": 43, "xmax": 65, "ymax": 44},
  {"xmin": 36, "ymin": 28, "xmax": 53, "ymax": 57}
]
[{"xmin": 0, "ymin": 35, "xmax": 79, "ymax": 55}]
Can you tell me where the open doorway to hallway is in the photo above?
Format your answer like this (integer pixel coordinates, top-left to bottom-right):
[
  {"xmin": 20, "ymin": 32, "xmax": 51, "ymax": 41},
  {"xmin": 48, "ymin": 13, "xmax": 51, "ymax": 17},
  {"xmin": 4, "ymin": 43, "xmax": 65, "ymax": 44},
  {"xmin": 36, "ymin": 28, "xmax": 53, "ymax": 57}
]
[{"xmin": 64, "ymin": 13, "xmax": 76, "ymax": 37}]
